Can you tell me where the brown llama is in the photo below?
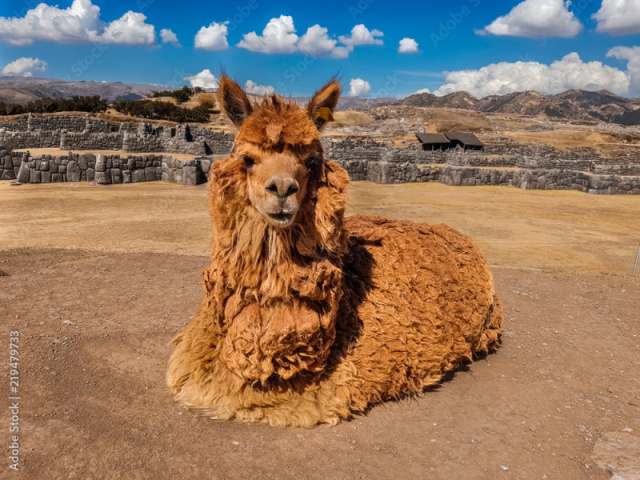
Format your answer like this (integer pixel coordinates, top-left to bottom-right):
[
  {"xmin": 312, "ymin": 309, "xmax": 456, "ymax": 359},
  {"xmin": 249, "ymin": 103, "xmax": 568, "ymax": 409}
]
[{"xmin": 166, "ymin": 75, "xmax": 503, "ymax": 427}]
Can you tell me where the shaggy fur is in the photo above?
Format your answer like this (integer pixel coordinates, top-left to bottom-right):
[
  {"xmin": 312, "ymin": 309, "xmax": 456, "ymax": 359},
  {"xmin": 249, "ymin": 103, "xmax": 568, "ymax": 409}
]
[{"xmin": 166, "ymin": 76, "xmax": 503, "ymax": 427}]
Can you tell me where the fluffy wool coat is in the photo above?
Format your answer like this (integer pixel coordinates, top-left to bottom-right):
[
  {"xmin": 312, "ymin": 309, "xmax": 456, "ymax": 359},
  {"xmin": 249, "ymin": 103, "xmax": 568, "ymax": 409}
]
[{"xmin": 166, "ymin": 77, "xmax": 502, "ymax": 427}]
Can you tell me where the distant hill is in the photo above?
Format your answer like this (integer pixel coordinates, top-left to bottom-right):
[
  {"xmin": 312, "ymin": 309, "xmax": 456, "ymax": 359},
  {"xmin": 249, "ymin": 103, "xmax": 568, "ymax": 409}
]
[
  {"xmin": 401, "ymin": 89, "xmax": 640, "ymax": 125},
  {"xmin": 0, "ymin": 77, "xmax": 168, "ymax": 104},
  {"xmin": 290, "ymin": 96, "xmax": 394, "ymax": 111}
]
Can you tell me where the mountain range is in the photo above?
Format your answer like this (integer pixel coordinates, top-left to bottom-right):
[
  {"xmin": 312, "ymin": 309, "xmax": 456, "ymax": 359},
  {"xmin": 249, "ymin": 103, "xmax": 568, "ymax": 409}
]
[
  {"xmin": 1, "ymin": 76, "xmax": 639, "ymax": 125},
  {"xmin": 0, "ymin": 76, "xmax": 164, "ymax": 104},
  {"xmin": 401, "ymin": 89, "xmax": 640, "ymax": 125}
]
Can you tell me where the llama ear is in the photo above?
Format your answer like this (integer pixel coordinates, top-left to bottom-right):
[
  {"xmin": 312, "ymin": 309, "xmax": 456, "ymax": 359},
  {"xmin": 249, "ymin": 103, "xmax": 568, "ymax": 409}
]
[
  {"xmin": 307, "ymin": 79, "xmax": 341, "ymax": 130},
  {"xmin": 219, "ymin": 74, "xmax": 253, "ymax": 127}
]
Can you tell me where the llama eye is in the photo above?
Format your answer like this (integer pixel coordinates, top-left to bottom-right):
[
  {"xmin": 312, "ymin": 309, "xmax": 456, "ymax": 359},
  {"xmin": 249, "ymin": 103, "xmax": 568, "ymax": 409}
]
[
  {"xmin": 305, "ymin": 155, "xmax": 322, "ymax": 169},
  {"xmin": 242, "ymin": 156, "xmax": 255, "ymax": 168}
]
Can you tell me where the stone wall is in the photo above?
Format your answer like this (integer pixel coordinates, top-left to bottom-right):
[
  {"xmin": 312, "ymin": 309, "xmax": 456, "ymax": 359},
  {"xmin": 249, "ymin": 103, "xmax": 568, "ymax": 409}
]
[
  {"xmin": 0, "ymin": 114, "xmax": 115, "ymax": 133},
  {"xmin": 0, "ymin": 130, "xmax": 62, "ymax": 149},
  {"xmin": 2, "ymin": 126, "xmax": 640, "ymax": 194},
  {"xmin": 3, "ymin": 149, "xmax": 640, "ymax": 194},
  {"xmin": 61, "ymin": 132, "xmax": 124, "ymax": 150},
  {"xmin": 0, "ymin": 114, "xmax": 235, "ymax": 155},
  {"xmin": 2, "ymin": 151, "xmax": 214, "ymax": 185}
]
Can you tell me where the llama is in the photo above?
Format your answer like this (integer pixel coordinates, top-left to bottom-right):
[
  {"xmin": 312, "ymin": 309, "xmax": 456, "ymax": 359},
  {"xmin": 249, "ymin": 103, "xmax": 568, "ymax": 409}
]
[{"xmin": 166, "ymin": 75, "xmax": 503, "ymax": 427}]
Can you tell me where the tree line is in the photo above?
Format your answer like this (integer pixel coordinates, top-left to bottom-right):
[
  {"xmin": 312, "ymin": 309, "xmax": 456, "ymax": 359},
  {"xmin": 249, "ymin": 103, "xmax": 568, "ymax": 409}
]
[
  {"xmin": 0, "ymin": 92, "xmax": 212, "ymax": 123},
  {"xmin": 0, "ymin": 95, "xmax": 108, "ymax": 115}
]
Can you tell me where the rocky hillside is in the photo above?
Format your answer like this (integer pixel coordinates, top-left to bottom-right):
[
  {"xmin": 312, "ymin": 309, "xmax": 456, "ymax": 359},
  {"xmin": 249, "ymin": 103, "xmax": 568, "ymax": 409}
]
[
  {"xmin": 401, "ymin": 89, "xmax": 640, "ymax": 125},
  {"xmin": 0, "ymin": 77, "xmax": 167, "ymax": 104}
]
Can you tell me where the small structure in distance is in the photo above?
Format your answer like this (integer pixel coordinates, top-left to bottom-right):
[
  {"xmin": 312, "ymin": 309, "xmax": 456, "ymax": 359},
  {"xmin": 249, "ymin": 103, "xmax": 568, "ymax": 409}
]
[{"xmin": 415, "ymin": 132, "xmax": 484, "ymax": 152}]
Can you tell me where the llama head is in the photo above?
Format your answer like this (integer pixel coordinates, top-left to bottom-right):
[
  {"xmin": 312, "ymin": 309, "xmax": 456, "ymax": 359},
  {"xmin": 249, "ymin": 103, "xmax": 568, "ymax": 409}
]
[{"xmin": 218, "ymin": 74, "xmax": 341, "ymax": 229}]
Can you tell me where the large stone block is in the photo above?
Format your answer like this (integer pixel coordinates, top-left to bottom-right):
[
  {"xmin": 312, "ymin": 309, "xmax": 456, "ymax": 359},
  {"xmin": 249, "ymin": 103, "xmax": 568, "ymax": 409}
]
[
  {"xmin": 95, "ymin": 155, "xmax": 106, "ymax": 172},
  {"xmin": 16, "ymin": 161, "xmax": 30, "ymax": 183},
  {"xmin": 132, "ymin": 170, "xmax": 146, "ymax": 183},
  {"xmin": 95, "ymin": 172, "xmax": 108, "ymax": 184},
  {"xmin": 67, "ymin": 161, "xmax": 81, "ymax": 182},
  {"xmin": 122, "ymin": 170, "xmax": 132, "ymax": 183},
  {"xmin": 51, "ymin": 173, "xmax": 63, "ymax": 183},
  {"xmin": 1, "ymin": 169, "xmax": 15, "ymax": 180},
  {"xmin": 144, "ymin": 167, "xmax": 156, "ymax": 182},
  {"xmin": 111, "ymin": 168, "xmax": 122, "ymax": 184},
  {"xmin": 182, "ymin": 166, "xmax": 197, "ymax": 185},
  {"xmin": 41, "ymin": 171, "xmax": 51, "ymax": 183}
]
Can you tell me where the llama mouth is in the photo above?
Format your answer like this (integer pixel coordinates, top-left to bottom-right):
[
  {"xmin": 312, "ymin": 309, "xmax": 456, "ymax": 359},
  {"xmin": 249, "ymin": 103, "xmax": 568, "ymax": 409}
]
[{"xmin": 267, "ymin": 211, "xmax": 296, "ymax": 226}]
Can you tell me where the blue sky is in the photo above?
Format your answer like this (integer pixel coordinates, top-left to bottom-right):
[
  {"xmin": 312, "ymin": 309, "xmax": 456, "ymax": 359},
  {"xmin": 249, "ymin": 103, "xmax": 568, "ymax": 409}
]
[{"xmin": 1, "ymin": 0, "xmax": 640, "ymax": 98}]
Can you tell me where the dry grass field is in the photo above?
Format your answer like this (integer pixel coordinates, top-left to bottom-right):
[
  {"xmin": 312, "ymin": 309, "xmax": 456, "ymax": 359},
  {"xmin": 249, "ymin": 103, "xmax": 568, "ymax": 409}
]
[
  {"xmin": 1, "ymin": 180, "xmax": 639, "ymax": 479},
  {"xmin": 486, "ymin": 129, "xmax": 623, "ymax": 152},
  {"xmin": 2, "ymin": 181, "xmax": 638, "ymax": 275}
]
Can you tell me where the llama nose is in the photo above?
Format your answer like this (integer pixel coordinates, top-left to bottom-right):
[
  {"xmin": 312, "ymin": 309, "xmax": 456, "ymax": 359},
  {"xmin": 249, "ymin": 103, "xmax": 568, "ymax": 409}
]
[{"xmin": 265, "ymin": 176, "xmax": 299, "ymax": 198}]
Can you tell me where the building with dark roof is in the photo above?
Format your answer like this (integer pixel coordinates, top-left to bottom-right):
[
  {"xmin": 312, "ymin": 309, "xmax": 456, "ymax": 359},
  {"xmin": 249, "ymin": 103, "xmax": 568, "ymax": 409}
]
[
  {"xmin": 415, "ymin": 133, "xmax": 452, "ymax": 151},
  {"xmin": 415, "ymin": 132, "xmax": 484, "ymax": 152}
]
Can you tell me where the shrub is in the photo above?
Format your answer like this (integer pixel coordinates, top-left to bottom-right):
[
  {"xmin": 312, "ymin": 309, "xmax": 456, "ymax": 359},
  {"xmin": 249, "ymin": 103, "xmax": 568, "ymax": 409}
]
[
  {"xmin": 0, "ymin": 95, "xmax": 107, "ymax": 116},
  {"xmin": 198, "ymin": 93, "xmax": 216, "ymax": 109},
  {"xmin": 111, "ymin": 98, "xmax": 210, "ymax": 122}
]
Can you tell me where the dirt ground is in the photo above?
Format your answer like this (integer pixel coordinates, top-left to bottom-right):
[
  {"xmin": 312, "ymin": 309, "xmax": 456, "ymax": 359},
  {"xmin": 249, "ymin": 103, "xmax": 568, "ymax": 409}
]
[{"xmin": 1, "ymin": 181, "xmax": 640, "ymax": 479}]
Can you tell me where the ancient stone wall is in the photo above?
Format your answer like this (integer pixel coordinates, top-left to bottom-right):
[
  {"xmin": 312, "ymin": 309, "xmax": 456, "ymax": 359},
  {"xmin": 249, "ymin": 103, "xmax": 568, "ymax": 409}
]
[
  {"xmin": 2, "ymin": 152, "xmax": 213, "ymax": 186},
  {"xmin": 0, "ymin": 114, "xmax": 236, "ymax": 155},
  {"xmin": 61, "ymin": 132, "xmax": 124, "ymax": 150},
  {"xmin": 0, "ymin": 114, "xmax": 115, "ymax": 133}
]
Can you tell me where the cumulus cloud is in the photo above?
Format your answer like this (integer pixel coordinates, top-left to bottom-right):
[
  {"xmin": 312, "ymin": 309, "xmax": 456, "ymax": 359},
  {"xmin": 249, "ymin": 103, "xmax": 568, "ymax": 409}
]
[
  {"xmin": 0, "ymin": 0, "xmax": 157, "ymax": 46},
  {"xmin": 1, "ymin": 57, "xmax": 48, "ymax": 76},
  {"xmin": 434, "ymin": 52, "xmax": 630, "ymax": 97},
  {"xmin": 414, "ymin": 88, "xmax": 431, "ymax": 94},
  {"xmin": 297, "ymin": 25, "xmax": 348, "ymax": 58},
  {"xmin": 348, "ymin": 78, "xmax": 371, "ymax": 97},
  {"xmin": 237, "ymin": 16, "xmax": 382, "ymax": 58},
  {"xmin": 238, "ymin": 15, "xmax": 298, "ymax": 53},
  {"xmin": 478, "ymin": 0, "xmax": 582, "ymax": 37},
  {"xmin": 100, "ymin": 11, "xmax": 155, "ymax": 45},
  {"xmin": 398, "ymin": 38, "xmax": 419, "ymax": 54},
  {"xmin": 184, "ymin": 69, "xmax": 218, "ymax": 89},
  {"xmin": 338, "ymin": 24, "xmax": 384, "ymax": 49},
  {"xmin": 244, "ymin": 80, "xmax": 275, "ymax": 96},
  {"xmin": 608, "ymin": 45, "xmax": 640, "ymax": 94},
  {"xmin": 593, "ymin": 0, "xmax": 640, "ymax": 35},
  {"xmin": 194, "ymin": 21, "xmax": 229, "ymax": 50},
  {"xmin": 160, "ymin": 28, "xmax": 179, "ymax": 45}
]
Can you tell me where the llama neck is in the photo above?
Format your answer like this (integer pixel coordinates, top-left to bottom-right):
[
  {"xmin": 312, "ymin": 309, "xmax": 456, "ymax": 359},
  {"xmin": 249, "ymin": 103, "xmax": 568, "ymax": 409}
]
[{"xmin": 207, "ymin": 207, "xmax": 343, "ymax": 305}]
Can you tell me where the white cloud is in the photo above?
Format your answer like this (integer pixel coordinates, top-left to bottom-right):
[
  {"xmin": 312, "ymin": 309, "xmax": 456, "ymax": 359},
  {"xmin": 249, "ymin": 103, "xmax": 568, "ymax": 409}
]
[
  {"xmin": 478, "ymin": 0, "xmax": 582, "ymax": 37},
  {"xmin": 608, "ymin": 46, "xmax": 640, "ymax": 94},
  {"xmin": 593, "ymin": 0, "xmax": 640, "ymax": 35},
  {"xmin": 160, "ymin": 28, "xmax": 179, "ymax": 45},
  {"xmin": 348, "ymin": 78, "xmax": 371, "ymax": 97},
  {"xmin": 398, "ymin": 38, "xmax": 419, "ymax": 54},
  {"xmin": 338, "ymin": 24, "xmax": 383, "ymax": 49},
  {"xmin": 1, "ymin": 57, "xmax": 48, "ymax": 76},
  {"xmin": 414, "ymin": 88, "xmax": 431, "ymax": 94},
  {"xmin": 237, "ymin": 15, "xmax": 298, "ymax": 53},
  {"xmin": 0, "ymin": 0, "xmax": 157, "ymax": 46},
  {"xmin": 434, "ymin": 52, "xmax": 630, "ymax": 97},
  {"xmin": 194, "ymin": 21, "xmax": 229, "ymax": 50},
  {"xmin": 100, "ymin": 11, "xmax": 155, "ymax": 45},
  {"xmin": 184, "ymin": 69, "xmax": 219, "ymax": 89},
  {"xmin": 244, "ymin": 80, "xmax": 275, "ymax": 96},
  {"xmin": 297, "ymin": 25, "xmax": 347, "ymax": 58},
  {"xmin": 237, "ymin": 16, "xmax": 382, "ymax": 58}
]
